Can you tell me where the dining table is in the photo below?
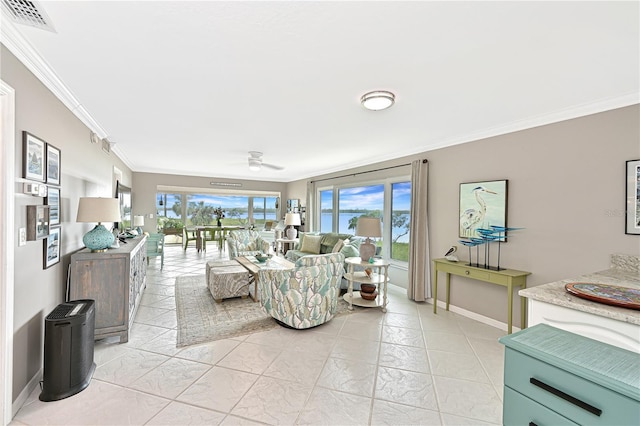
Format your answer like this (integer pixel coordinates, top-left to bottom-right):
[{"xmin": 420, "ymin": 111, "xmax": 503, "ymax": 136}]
[{"xmin": 194, "ymin": 225, "xmax": 244, "ymax": 252}]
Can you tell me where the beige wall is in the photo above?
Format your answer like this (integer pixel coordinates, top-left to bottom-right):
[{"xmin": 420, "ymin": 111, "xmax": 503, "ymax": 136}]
[
  {"xmin": 291, "ymin": 105, "xmax": 640, "ymax": 327},
  {"xmin": 4, "ymin": 38, "xmax": 639, "ymax": 409},
  {"xmin": 132, "ymin": 172, "xmax": 289, "ymax": 232},
  {"xmin": 1, "ymin": 46, "xmax": 132, "ymax": 402}
]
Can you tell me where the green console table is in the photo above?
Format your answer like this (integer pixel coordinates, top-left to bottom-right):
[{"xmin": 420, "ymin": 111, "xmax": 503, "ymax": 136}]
[{"xmin": 432, "ymin": 258, "xmax": 531, "ymax": 334}]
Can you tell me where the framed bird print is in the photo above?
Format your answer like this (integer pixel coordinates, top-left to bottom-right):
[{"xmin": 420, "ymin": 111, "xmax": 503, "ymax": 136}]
[
  {"xmin": 626, "ymin": 159, "xmax": 640, "ymax": 235},
  {"xmin": 459, "ymin": 180, "xmax": 508, "ymax": 239}
]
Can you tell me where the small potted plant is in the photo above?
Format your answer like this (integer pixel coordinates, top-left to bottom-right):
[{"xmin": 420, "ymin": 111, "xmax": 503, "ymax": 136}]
[
  {"xmin": 214, "ymin": 207, "xmax": 225, "ymax": 227},
  {"xmin": 158, "ymin": 217, "xmax": 183, "ymax": 236}
]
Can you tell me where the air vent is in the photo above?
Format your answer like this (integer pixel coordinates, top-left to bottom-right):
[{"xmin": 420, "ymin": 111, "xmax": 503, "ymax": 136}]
[{"xmin": 2, "ymin": 0, "xmax": 55, "ymax": 32}]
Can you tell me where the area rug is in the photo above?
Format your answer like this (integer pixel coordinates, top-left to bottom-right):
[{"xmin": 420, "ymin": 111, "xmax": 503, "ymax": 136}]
[{"xmin": 175, "ymin": 275, "xmax": 355, "ymax": 347}]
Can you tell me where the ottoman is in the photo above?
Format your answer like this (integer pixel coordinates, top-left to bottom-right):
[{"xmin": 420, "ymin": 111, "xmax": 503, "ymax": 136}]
[
  {"xmin": 208, "ymin": 265, "xmax": 251, "ymax": 303},
  {"xmin": 205, "ymin": 260, "xmax": 239, "ymax": 287}
]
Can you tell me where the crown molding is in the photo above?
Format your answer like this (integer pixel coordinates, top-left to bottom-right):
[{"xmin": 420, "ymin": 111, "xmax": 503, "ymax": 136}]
[
  {"xmin": 1, "ymin": 15, "xmax": 134, "ymax": 171},
  {"xmin": 1, "ymin": 16, "xmax": 107, "ymax": 135}
]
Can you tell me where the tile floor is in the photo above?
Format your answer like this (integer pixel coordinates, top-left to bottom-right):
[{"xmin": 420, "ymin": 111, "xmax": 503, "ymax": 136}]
[{"xmin": 12, "ymin": 244, "xmax": 506, "ymax": 425}]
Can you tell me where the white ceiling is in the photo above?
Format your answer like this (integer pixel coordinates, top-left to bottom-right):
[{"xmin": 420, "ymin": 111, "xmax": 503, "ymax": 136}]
[{"xmin": 4, "ymin": 1, "xmax": 639, "ymax": 182}]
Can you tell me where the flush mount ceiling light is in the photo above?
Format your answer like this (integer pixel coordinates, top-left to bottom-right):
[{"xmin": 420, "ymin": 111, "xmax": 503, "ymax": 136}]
[{"xmin": 361, "ymin": 90, "xmax": 395, "ymax": 111}]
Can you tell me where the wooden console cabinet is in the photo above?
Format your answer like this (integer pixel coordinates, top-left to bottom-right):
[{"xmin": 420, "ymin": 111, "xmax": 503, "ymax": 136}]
[{"xmin": 68, "ymin": 236, "xmax": 147, "ymax": 343}]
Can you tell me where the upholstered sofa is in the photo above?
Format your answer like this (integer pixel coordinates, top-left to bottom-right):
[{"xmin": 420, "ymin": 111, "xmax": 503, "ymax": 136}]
[
  {"xmin": 227, "ymin": 229, "xmax": 270, "ymax": 259},
  {"xmin": 258, "ymin": 252, "xmax": 345, "ymax": 329},
  {"xmin": 284, "ymin": 232, "xmax": 358, "ymax": 261}
]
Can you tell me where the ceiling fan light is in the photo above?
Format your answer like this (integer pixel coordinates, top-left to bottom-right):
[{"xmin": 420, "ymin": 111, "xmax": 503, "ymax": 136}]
[
  {"xmin": 248, "ymin": 158, "xmax": 261, "ymax": 171},
  {"xmin": 361, "ymin": 90, "xmax": 395, "ymax": 111}
]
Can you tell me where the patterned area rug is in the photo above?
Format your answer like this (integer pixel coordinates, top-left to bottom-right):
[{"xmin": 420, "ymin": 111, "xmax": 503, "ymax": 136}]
[{"xmin": 175, "ymin": 275, "xmax": 354, "ymax": 347}]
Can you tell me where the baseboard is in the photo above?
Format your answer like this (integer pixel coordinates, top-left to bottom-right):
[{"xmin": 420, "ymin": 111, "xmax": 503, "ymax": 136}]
[
  {"xmin": 428, "ymin": 298, "xmax": 521, "ymax": 333},
  {"xmin": 12, "ymin": 368, "xmax": 41, "ymax": 418}
]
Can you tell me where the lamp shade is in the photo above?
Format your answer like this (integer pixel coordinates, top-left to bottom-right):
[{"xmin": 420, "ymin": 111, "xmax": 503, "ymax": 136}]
[
  {"xmin": 133, "ymin": 215, "xmax": 145, "ymax": 226},
  {"xmin": 284, "ymin": 213, "xmax": 301, "ymax": 226},
  {"xmin": 76, "ymin": 197, "xmax": 120, "ymax": 252},
  {"xmin": 356, "ymin": 217, "xmax": 382, "ymax": 238},
  {"xmin": 77, "ymin": 197, "xmax": 121, "ymax": 223}
]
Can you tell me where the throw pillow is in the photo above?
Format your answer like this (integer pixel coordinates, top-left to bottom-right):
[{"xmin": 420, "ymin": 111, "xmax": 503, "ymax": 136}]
[
  {"xmin": 332, "ymin": 239, "xmax": 345, "ymax": 253},
  {"xmin": 339, "ymin": 239, "xmax": 360, "ymax": 258},
  {"xmin": 300, "ymin": 234, "xmax": 322, "ymax": 254}
]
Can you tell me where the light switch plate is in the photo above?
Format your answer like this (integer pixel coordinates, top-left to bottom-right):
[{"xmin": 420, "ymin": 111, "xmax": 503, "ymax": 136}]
[{"xmin": 18, "ymin": 228, "xmax": 26, "ymax": 246}]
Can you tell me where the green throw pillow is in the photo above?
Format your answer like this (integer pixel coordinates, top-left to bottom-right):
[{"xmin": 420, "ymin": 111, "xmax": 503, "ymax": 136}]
[
  {"xmin": 300, "ymin": 234, "xmax": 322, "ymax": 254},
  {"xmin": 339, "ymin": 239, "xmax": 360, "ymax": 258}
]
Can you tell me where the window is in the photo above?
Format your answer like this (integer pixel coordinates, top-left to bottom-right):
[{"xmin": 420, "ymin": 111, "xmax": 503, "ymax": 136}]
[
  {"xmin": 317, "ymin": 180, "xmax": 411, "ymax": 264},
  {"xmin": 251, "ymin": 197, "xmax": 278, "ymax": 226},
  {"xmin": 156, "ymin": 192, "xmax": 279, "ymax": 231},
  {"xmin": 320, "ymin": 189, "xmax": 333, "ymax": 233},
  {"xmin": 186, "ymin": 194, "xmax": 250, "ymax": 226},
  {"xmin": 338, "ymin": 185, "xmax": 384, "ymax": 238},
  {"xmin": 391, "ymin": 182, "xmax": 411, "ymax": 262},
  {"xmin": 156, "ymin": 193, "xmax": 183, "ymax": 229}
]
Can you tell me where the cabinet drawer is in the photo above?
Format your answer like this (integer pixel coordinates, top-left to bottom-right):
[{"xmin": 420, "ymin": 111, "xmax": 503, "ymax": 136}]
[
  {"xmin": 505, "ymin": 348, "xmax": 640, "ymax": 425},
  {"xmin": 464, "ymin": 268, "xmax": 491, "ymax": 281},
  {"xmin": 504, "ymin": 386, "xmax": 578, "ymax": 426}
]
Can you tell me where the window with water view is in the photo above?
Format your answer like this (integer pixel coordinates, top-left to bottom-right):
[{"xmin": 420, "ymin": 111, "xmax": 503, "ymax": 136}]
[
  {"xmin": 320, "ymin": 181, "xmax": 411, "ymax": 262},
  {"xmin": 156, "ymin": 193, "xmax": 278, "ymax": 235}
]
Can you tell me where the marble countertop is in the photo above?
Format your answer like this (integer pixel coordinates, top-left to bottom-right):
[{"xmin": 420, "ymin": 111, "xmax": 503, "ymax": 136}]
[{"xmin": 519, "ymin": 267, "xmax": 640, "ymax": 325}]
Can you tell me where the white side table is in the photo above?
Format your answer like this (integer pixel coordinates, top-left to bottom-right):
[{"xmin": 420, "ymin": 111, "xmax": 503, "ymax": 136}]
[
  {"xmin": 275, "ymin": 238, "xmax": 298, "ymax": 256},
  {"xmin": 343, "ymin": 257, "xmax": 390, "ymax": 312}
]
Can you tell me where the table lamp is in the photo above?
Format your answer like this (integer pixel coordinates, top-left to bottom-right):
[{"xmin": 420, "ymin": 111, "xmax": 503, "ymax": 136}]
[
  {"xmin": 356, "ymin": 217, "xmax": 382, "ymax": 261},
  {"xmin": 133, "ymin": 215, "xmax": 144, "ymax": 235},
  {"xmin": 284, "ymin": 213, "xmax": 301, "ymax": 240},
  {"xmin": 76, "ymin": 197, "xmax": 121, "ymax": 252}
]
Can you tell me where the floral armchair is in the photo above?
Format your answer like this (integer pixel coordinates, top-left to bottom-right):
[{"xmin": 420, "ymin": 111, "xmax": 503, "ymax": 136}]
[
  {"xmin": 257, "ymin": 252, "xmax": 345, "ymax": 329},
  {"xmin": 227, "ymin": 229, "xmax": 270, "ymax": 259}
]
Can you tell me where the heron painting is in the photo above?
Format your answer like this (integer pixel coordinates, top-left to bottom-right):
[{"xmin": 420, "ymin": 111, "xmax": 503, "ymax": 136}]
[
  {"xmin": 626, "ymin": 159, "xmax": 640, "ymax": 235},
  {"xmin": 459, "ymin": 180, "xmax": 508, "ymax": 239}
]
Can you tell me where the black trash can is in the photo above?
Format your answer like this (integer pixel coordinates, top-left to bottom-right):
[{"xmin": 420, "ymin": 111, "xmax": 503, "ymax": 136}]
[{"xmin": 39, "ymin": 299, "xmax": 96, "ymax": 402}]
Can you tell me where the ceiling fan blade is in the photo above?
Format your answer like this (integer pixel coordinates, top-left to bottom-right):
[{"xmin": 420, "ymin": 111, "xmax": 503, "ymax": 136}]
[{"xmin": 263, "ymin": 163, "xmax": 284, "ymax": 171}]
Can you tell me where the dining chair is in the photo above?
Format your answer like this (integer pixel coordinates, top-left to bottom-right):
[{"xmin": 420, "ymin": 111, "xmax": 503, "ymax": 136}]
[
  {"xmin": 146, "ymin": 233, "xmax": 165, "ymax": 269},
  {"xmin": 182, "ymin": 226, "xmax": 198, "ymax": 250}
]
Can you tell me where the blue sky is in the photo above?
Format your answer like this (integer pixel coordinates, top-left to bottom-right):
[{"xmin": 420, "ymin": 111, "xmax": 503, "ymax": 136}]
[{"xmin": 321, "ymin": 183, "xmax": 411, "ymax": 211}]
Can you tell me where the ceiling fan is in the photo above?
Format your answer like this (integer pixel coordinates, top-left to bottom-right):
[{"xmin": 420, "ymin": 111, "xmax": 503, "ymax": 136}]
[{"xmin": 248, "ymin": 151, "xmax": 284, "ymax": 172}]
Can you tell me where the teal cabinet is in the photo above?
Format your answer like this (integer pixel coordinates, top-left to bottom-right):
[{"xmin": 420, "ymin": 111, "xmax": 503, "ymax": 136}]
[{"xmin": 500, "ymin": 324, "xmax": 640, "ymax": 425}]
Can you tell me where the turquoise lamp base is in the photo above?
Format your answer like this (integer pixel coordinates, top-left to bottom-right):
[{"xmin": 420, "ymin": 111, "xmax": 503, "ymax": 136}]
[
  {"xmin": 83, "ymin": 224, "xmax": 115, "ymax": 252},
  {"xmin": 136, "ymin": 226, "xmax": 143, "ymax": 235}
]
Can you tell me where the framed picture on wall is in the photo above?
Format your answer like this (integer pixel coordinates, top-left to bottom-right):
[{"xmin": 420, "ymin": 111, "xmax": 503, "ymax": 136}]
[
  {"xmin": 626, "ymin": 159, "xmax": 640, "ymax": 235},
  {"xmin": 46, "ymin": 143, "xmax": 61, "ymax": 185},
  {"xmin": 43, "ymin": 226, "xmax": 61, "ymax": 269},
  {"xmin": 459, "ymin": 179, "xmax": 508, "ymax": 239},
  {"xmin": 22, "ymin": 131, "xmax": 46, "ymax": 182},
  {"xmin": 26, "ymin": 205, "xmax": 50, "ymax": 241},
  {"xmin": 46, "ymin": 187, "xmax": 60, "ymax": 226}
]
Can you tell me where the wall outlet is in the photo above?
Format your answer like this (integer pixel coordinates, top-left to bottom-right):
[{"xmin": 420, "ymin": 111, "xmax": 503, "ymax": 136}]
[
  {"xmin": 18, "ymin": 228, "xmax": 26, "ymax": 246},
  {"xmin": 148, "ymin": 213, "xmax": 153, "ymax": 219}
]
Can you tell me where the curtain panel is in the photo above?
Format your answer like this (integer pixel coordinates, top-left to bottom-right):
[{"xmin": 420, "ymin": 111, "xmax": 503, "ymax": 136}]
[{"xmin": 407, "ymin": 159, "xmax": 431, "ymax": 301}]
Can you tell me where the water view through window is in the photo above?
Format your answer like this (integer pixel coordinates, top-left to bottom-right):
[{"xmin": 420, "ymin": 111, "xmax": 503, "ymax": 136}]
[
  {"xmin": 320, "ymin": 182, "xmax": 411, "ymax": 262},
  {"xmin": 156, "ymin": 193, "xmax": 278, "ymax": 231}
]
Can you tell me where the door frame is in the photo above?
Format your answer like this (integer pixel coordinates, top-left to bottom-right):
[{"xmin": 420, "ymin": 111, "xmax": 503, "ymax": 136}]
[{"xmin": 1, "ymin": 80, "xmax": 16, "ymax": 425}]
